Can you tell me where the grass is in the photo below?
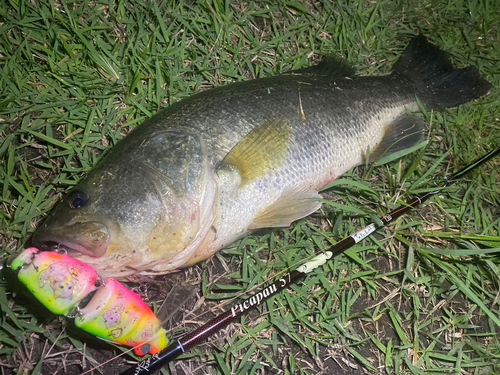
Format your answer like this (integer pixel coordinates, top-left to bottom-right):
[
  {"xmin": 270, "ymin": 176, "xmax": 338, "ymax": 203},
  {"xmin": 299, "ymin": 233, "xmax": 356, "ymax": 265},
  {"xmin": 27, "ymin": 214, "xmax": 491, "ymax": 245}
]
[{"xmin": 1, "ymin": 0, "xmax": 500, "ymax": 374}]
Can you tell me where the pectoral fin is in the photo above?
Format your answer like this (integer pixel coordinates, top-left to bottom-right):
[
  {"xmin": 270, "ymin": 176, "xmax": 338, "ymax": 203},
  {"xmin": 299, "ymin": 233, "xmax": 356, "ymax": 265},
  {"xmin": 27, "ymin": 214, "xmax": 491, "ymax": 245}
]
[
  {"xmin": 218, "ymin": 118, "xmax": 292, "ymax": 184},
  {"xmin": 249, "ymin": 187, "xmax": 322, "ymax": 229}
]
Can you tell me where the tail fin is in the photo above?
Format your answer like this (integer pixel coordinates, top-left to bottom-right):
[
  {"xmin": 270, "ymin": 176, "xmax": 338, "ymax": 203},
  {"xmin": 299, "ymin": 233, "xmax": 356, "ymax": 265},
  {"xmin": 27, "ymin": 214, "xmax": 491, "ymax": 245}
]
[{"xmin": 392, "ymin": 35, "xmax": 491, "ymax": 109}]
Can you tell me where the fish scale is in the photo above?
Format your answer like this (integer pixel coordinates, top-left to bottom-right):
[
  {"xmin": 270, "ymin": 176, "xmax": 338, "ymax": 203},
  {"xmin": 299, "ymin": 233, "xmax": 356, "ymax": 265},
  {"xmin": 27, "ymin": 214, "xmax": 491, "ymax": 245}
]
[{"xmin": 33, "ymin": 36, "xmax": 492, "ymax": 279}]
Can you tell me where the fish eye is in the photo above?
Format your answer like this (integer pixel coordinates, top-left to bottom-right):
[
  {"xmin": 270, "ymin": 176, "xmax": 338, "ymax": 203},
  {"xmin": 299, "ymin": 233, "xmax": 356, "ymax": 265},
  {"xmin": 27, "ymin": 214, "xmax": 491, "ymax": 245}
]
[{"xmin": 68, "ymin": 191, "xmax": 89, "ymax": 209}]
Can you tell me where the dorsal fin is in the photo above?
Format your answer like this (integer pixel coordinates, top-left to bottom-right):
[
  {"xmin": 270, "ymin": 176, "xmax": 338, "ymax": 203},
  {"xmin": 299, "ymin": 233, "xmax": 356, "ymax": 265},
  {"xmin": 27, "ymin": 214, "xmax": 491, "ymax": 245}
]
[
  {"xmin": 288, "ymin": 56, "xmax": 356, "ymax": 78},
  {"xmin": 218, "ymin": 118, "xmax": 292, "ymax": 184}
]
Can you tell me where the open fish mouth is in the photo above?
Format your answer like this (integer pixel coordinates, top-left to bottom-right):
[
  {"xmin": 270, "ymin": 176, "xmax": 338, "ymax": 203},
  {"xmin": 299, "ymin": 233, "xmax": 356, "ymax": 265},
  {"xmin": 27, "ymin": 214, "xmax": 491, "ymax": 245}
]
[{"xmin": 32, "ymin": 221, "xmax": 110, "ymax": 258}]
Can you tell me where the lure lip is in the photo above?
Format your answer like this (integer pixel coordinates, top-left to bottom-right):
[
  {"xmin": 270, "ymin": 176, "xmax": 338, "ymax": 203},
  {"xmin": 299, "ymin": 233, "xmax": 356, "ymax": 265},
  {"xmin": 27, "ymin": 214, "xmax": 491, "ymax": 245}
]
[{"xmin": 2, "ymin": 252, "xmax": 22, "ymax": 271}]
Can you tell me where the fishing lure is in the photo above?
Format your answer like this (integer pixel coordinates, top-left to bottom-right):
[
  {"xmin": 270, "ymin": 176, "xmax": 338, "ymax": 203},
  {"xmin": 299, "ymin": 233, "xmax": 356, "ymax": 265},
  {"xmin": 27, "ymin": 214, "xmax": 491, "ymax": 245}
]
[{"xmin": 9, "ymin": 247, "xmax": 168, "ymax": 356}]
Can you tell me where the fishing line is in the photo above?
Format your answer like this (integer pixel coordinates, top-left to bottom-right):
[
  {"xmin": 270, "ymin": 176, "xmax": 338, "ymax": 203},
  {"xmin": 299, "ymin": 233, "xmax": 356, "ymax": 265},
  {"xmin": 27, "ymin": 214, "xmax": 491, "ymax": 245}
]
[
  {"xmin": 80, "ymin": 145, "xmax": 500, "ymax": 373},
  {"xmin": 6, "ymin": 146, "xmax": 498, "ymax": 374},
  {"xmin": 81, "ymin": 236, "xmax": 343, "ymax": 373},
  {"xmin": 118, "ymin": 146, "xmax": 500, "ymax": 375}
]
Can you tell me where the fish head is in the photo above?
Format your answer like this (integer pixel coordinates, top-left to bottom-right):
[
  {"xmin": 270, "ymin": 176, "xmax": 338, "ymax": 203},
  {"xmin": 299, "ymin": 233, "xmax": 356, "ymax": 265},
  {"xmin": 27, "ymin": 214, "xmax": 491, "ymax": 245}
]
[
  {"xmin": 33, "ymin": 130, "xmax": 218, "ymax": 278},
  {"xmin": 32, "ymin": 184, "xmax": 115, "ymax": 258}
]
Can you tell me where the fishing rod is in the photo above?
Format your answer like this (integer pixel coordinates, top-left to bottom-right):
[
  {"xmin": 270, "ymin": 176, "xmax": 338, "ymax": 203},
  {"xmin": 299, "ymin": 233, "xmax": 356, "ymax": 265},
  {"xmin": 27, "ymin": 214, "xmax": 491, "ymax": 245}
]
[{"xmin": 120, "ymin": 145, "xmax": 500, "ymax": 375}]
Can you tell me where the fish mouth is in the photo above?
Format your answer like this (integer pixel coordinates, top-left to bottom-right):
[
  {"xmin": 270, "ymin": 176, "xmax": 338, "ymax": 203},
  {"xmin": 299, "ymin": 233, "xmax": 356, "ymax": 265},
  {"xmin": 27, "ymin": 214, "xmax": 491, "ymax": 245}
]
[{"xmin": 32, "ymin": 221, "xmax": 110, "ymax": 258}]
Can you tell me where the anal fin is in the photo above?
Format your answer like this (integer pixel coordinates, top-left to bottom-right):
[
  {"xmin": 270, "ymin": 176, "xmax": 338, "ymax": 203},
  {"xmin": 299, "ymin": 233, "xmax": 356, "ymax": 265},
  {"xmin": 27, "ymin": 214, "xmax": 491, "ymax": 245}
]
[
  {"xmin": 368, "ymin": 114, "xmax": 425, "ymax": 163},
  {"xmin": 249, "ymin": 187, "xmax": 322, "ymax": 230}
]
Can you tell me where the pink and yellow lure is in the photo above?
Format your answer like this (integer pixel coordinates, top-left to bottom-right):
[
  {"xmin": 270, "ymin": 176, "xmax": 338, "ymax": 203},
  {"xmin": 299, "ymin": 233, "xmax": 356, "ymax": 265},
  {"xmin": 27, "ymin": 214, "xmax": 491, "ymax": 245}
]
[{"xmin": 10, "ymin": 248, "xmax": 168, "ymax": 355}]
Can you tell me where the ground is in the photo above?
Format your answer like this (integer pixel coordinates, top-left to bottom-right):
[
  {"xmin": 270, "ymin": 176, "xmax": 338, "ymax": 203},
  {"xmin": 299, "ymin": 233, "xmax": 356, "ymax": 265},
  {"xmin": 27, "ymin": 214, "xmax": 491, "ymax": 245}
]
[{"xmin": 1, "ymin": 1, "xmax": 500, "ymax": 374}]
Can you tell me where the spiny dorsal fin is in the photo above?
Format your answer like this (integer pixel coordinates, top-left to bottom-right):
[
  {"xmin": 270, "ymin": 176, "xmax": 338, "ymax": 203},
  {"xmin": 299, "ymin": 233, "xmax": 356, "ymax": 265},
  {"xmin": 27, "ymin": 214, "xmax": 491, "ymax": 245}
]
[
  {"xmin": 367, "ymin": 114, "xmax": 425, "ymax": 163},
  {"xmin": 287, "ymin": 56, "xmax": 356, "ymax": 78},
  {"xmin": 249, "ymin": 187, "xmax": 322, "ymax": 229},
  {"xmin": 218, "ymin": 118, "xmax": 292, "ymax": 184}
]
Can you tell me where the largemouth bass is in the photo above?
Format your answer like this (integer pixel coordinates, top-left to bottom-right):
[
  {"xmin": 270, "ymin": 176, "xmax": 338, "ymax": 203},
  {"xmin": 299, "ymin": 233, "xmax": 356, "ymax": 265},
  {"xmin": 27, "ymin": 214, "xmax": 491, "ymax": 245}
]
[{"xmin": 33, "ymin": 36, "xmax": 491, "ymax": 279}]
